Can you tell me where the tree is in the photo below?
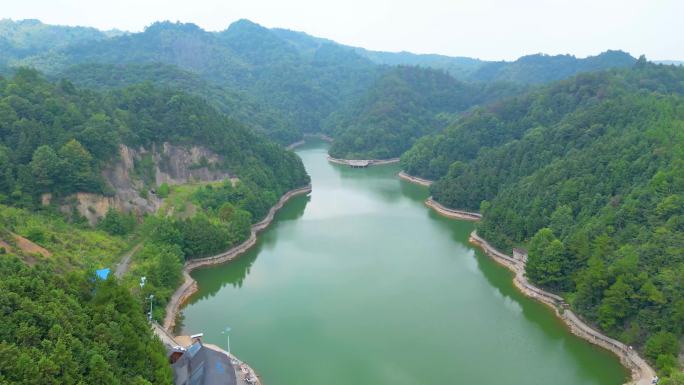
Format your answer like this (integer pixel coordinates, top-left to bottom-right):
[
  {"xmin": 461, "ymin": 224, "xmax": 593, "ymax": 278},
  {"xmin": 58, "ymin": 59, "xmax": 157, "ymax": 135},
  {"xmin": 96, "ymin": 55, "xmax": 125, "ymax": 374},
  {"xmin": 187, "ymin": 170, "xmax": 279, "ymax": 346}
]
[
  {"xmin": 76, "ymin": 113, "xmax": 119, "ymax": 160},
  {"xmin": 218, "ymin": 202, "xmax": 236, "ymax": 222},
  {"xmin": 97, "ymin": 208, "xmax": 136, "ymax": 235},
  {"xmin": 526, "ymin": 228, "xmax": 568, "ymax": 290},
  {"xmin": 86, "ymin": 354, "xmax": 119, "ymax": 385},
  {"xmin": 58, "ymin": 139, "xmax": 97, "ymax": 192},
  {"xmin": 598, "ymin": 277, "xmax": 634, "ymax": 330},
  {"xmin": 661, "ymin": 372, "xmax": 684, "ymax": 385},
  {"xmin": 30, "ymin": 145, "xmax": 60, "ymax": 192},
  {"xmin": 156, "ymin": 182, "xmax": 170, "ymax": 198},
  {"xmin": 644, "ymin": 331, "xmax": 679, "ymax": 362},
  {"xmin": 550, "ymin": 205, "xmax": 573, "ymax": 239}
]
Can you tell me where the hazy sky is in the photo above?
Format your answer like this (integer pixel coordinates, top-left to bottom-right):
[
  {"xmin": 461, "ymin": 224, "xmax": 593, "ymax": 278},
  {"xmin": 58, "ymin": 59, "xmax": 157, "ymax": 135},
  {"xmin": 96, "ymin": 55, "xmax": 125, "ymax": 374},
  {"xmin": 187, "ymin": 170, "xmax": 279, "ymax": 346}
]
[{"xmin": 4, "ymin": 0, "xmax": 683, "ymax": 61}]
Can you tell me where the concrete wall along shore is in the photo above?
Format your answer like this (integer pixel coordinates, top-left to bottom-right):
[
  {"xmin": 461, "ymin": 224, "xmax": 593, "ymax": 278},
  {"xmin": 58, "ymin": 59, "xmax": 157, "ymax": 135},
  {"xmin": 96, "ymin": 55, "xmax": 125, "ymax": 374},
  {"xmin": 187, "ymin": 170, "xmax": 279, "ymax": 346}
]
[
  {"xmin": 327, "ymin": 155, "xmax": 400, "ymax": 167},
  {"xmin": 397, "ymin": 171, "xmax": 433, "ymax": 186},
  {"xmin": 396, "ymin": 170, "xmax": 655, "ymax": 385},
  {"xmin": 424, "ymin": 197, "xmax": 482, "ymax": 221},
  {"xmin": 468, "ymin": 231, "xmax": 655, "ymax": 385},
  {"xmin": 163, "ymin": 185, "xmax": 313, "ymax": 332}
]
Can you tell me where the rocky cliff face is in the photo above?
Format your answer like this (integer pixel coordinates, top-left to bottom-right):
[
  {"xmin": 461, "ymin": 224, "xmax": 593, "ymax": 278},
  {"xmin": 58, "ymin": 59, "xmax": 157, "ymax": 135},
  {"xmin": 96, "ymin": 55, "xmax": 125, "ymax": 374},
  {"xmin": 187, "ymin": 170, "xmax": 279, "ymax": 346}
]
[{"xmin": 55, "ymin": 143, "xmax": 232, "ymax": 225}]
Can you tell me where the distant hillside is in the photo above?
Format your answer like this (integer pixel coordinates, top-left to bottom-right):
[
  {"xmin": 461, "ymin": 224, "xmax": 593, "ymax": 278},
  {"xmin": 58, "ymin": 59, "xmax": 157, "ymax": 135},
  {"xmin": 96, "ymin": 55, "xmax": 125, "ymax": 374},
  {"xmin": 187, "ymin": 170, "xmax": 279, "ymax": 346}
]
[
  {"xmin": 325, "ymin": 66, "xmax": 525, "ymax": 159},
  {"xmin": 15, "ymin": 20, "xmax": 381, "ymax": 137},
  {"xmin": 468, "ymin": 50, "xmax": 636, "ymax": 84},
  {"xmin": 5, "ymin": 18, "xmax": 640, "ymax": 146},
  {"xmin": 0, "ymin": 19, "xmax": 123, "ymax": 65},
  {"xmin": 355, "ymin": 50, "xmax": 485, "ymax": 79},
  {"xmin": 54, "ymin": 62, "xmax": 301, "ymax": 144},
  {"xmin": 654, "ymin": 60, "xmax": 684, "ymax": 66}
]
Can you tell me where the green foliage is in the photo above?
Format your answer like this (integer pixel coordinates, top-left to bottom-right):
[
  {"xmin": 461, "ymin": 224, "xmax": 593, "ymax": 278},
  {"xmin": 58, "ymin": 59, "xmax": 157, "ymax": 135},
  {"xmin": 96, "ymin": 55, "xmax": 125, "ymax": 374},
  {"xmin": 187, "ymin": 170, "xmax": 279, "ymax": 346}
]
[
  {"xmin": 468, "ymin": 50, "xmax": 636, "ymax": 84},
  {"xmin": 16, "ymin": 20, "xmax": 380, "ymax": 138},
  {"xmin": 404, "ymin": 63, "xmax": 684, "ymax": 370},
  {"xmin": 0, "ymin": 256, "xmax": 172, "ymax": 384},
  {"xmin": 526, "ymin": 228, "xmax": 569, "ymax": 291},
  {"xmin": 156, "ymin": 182, "xmax": 170, "ymax": 198},
  {"xmin": 645, "ymin": 332, "xmax": 679, "ymax": 362},
  {"xmin": 0, "ymin": 203, "xmax": 127, "ymax": 268},
  {"xmin": 661, "ymin": 372, "xmax": 684, "ymax": 385},
  {"xmin": 55, "ymin": 63, "xmax": 303, "ymax": 144},
  {"xmin": 0, "ymin": 68, "xmax": 309, "ymax": 208},
  {"xmin": 326, "ymin": 66, "xmax": 524, "ymax": 159},
  {"xmin": 129, "ymin": 179, "xmax": 266, "ymax": 322},
  {"xmin": 97, "ymin": 208, "xmax": 136, "ymax": 235},
  {"xmin": 0, "ymin": 19, "xmax": 118, "ymax": 67}
]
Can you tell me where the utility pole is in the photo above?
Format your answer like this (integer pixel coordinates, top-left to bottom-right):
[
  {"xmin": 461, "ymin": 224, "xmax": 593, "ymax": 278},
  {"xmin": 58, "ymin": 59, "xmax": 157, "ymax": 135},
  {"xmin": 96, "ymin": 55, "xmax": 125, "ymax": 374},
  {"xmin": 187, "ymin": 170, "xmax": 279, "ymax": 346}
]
[{"xmin": 221, "ymin": 326, "xmax": 231, "ymax": 355}]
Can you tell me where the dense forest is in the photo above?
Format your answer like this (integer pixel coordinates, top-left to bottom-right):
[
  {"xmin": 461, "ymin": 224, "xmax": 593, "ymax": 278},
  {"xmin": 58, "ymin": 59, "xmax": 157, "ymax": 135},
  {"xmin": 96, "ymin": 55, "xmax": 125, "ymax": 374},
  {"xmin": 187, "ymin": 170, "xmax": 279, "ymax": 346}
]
[
  {"xmin": 9, "ymin": 20, "xmax": 381, "ymax": 140},
  {"xmin": 326, "ymin": 66, "xmax": 525, "ymax": 159},
  {"xmin": 54, "ymin": 63, "xmax": 302, "ymax": 144},
  {"xmin": 468, "ymin": 50, "xmax": 636, "ymax": 84},
  {"xmin": 2, "ymin": 19, "xmax": 637, "ymax": 149},
  {"xmin": 0, "ymin": 68, "xmax": 308, "ymax": 208},
  {"xmin": 402, "ymin": 62, "xmax": 684, "ymax": 379},
  {"xmin": 0, "ymin": 19, "xmax": 123, "ymax": 66},
  {"xmin": 0, "ymin": 256, "xmax": 172, "ymax": 384}
]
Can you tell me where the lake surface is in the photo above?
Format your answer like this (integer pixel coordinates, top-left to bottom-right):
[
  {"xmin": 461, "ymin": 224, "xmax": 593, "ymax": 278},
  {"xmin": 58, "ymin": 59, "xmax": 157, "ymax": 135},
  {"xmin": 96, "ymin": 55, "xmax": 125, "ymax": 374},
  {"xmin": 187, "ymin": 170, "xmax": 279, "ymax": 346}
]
[{"xmin": 179, "ymin": 140, "xmax": 627, "ymax": 385}]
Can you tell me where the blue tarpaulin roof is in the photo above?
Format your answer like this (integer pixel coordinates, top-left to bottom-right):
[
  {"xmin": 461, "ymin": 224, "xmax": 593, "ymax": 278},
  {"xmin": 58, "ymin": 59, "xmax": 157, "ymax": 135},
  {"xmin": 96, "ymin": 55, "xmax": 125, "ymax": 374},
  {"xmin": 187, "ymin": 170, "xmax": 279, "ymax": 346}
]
[{"xmin": 95, "ymin": 268, "xmax": 110, "ymax": 280}]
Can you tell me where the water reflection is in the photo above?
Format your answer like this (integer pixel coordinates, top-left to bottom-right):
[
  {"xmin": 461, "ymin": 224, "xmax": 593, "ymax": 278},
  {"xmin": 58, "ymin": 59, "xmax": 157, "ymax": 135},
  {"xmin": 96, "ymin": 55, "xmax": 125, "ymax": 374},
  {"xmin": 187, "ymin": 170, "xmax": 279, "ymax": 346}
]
[
  {"xmin": 188, "ymin": 194, "xmax": 310, "ymax": 299},
  {"xmin": 180, "ymin": 141, "xmax": 628, "ymax": 385}
]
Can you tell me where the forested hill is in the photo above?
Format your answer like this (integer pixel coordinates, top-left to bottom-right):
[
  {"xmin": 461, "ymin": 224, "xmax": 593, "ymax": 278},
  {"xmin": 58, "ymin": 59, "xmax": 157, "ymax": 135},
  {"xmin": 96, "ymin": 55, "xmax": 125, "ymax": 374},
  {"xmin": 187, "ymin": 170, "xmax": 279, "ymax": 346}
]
[
  {"xmin": 53, "ymin": 63, "xmax": 301, "ymax": 144},
  {"xmin": 0, "ymin": 68, "xmax": 309, "ymax": 208},
  {"xmin": 0, "ymin": 68, "xmax": 310, "ymax": 383},
  {"xmin": 402, "ymin": 62, "xmax": 684, "ymax": 377},
  {"xmin": 3, "ymin": 19, "xmax": 638, "ymax": 148},
  {"xmin": 325, "ymin": 66, "xmax": 525, "ymax": 159},
  {"xmin": 13, "ymin": 19, "xmax": 381, "ymax": 139},
  {"xmin": 0, "ymin": 18, "xmax": 124, "ymax": 66},
  {"xmin": 468, "ymin": 50, "xmax": 636, "ymax": 84}
]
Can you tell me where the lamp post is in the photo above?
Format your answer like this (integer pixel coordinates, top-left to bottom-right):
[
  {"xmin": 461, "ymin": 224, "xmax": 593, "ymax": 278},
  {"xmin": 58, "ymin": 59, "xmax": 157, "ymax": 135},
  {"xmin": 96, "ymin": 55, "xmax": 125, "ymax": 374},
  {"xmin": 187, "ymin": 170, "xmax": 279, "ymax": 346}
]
[
  {"xmin": 140, "ymin": 276, "xmax": 146, "ymax": 290},
  {"xmin": 148, "ymin": 294, "xmax": 154, "ymax": 321},
  {"xmin": 221, "ymin": 326, "xmax": 231, "ymax": 355}
]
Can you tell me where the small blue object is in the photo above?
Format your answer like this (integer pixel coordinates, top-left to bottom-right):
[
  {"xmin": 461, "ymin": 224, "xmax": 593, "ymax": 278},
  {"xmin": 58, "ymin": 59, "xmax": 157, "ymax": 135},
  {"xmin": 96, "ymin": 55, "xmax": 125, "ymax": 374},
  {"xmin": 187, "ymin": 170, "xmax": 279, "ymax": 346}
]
[{"xmin": 95, "ymin": 268, "xmax": 110, "ymax": 280}]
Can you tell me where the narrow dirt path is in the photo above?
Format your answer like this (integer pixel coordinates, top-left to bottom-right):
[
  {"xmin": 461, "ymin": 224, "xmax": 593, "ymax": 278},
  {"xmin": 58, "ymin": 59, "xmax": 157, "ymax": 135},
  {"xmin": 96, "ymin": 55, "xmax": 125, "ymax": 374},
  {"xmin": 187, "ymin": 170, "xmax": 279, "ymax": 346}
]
[{"xmin": 115, "ymin": 242, "xmax": 142, "ymax": 279}]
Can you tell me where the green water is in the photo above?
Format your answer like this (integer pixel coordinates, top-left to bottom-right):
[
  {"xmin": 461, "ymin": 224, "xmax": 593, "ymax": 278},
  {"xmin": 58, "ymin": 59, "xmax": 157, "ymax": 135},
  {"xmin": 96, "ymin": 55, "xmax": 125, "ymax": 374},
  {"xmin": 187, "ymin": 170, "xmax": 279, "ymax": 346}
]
[{"xmin": 179, "ymin": 140, "xmax": 628, "ymax": 385}]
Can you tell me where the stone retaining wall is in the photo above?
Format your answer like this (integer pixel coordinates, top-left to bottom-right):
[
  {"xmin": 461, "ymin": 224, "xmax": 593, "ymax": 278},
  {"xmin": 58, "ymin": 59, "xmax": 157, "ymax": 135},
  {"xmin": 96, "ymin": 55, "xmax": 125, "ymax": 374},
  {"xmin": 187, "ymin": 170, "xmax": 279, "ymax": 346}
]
[
  {"xmin": 425, "ymin": 197, "xmax": 482, "ymax": 221},
  {"xmin": 397, "ymin": 171, "xmax": 433, "ymax": 186},
  {"xmin": 469, "ymin": 231, "xmax": 655, "ymax": 385},
  {"xmin": 163, "ymin": 186, "xmax": 312, "ymax": 331},
  {"xmin": 327, "ymin": 156, "xmax": 400, "ymax": 166}
]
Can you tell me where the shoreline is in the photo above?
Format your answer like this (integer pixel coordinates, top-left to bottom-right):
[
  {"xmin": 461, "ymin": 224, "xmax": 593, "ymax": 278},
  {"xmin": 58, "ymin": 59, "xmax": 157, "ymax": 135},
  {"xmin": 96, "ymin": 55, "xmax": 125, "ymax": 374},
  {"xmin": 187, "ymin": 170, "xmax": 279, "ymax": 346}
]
[
  {"xmin": 327, "ymin": 155, "xmax": 400, "ymax": 167},
  {"xmin": 288, "ymin": 134, "xmax": 334, "ymax": 150},
  {"xmin": 287, "ymin": 134, "xmax": 334, "ymax": 150},
  {"xmin": 469, "ymin": 231, "xmax": 655, "ymax": 385},
  {"xmin": 395, "ymin": 170, "xmax": 654, "ymax": 385},
  {"xmin": 397, "ymin": 170, "xmax": 433, "ymax": 186},
  {"xmin": 162, "ymin": 185, "xmax": 313, "ymax": 332},
  {"xmin": 286, "ymin": 140, "xmax": 305, "ymax": 150},
  {"xmin": 425, "ymin": 196, "xmax": 482, "ymax": 221},
  {"xmin": 309, "ymin": 133, "xmax": 333, "ymax": 143}
]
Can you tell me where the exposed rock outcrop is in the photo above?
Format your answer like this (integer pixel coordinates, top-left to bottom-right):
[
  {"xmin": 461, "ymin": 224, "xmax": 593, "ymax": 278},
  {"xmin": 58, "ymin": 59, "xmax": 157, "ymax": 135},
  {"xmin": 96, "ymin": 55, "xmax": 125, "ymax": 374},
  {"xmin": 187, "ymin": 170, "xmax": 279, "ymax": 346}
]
[{"xmin": 56, "ymin": 143, "xmax": 232, "ymax": 225}]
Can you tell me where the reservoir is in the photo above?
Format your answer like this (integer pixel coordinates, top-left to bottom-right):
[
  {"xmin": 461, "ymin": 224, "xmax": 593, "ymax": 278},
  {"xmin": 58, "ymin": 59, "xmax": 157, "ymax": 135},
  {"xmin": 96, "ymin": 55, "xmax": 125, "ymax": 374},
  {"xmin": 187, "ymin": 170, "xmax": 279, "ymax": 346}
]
[{"xmin": 179, "ymin": 140, "xmax": 627, "ymax": 385}]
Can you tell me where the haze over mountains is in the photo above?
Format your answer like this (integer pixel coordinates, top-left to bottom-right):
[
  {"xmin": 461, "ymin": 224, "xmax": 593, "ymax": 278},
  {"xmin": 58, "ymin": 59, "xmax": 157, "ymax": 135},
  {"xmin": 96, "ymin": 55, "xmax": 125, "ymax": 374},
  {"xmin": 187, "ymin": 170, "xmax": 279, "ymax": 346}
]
[{"xmin": 1, "ymin": 18, "xmax": 637, "ymax": 146}]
